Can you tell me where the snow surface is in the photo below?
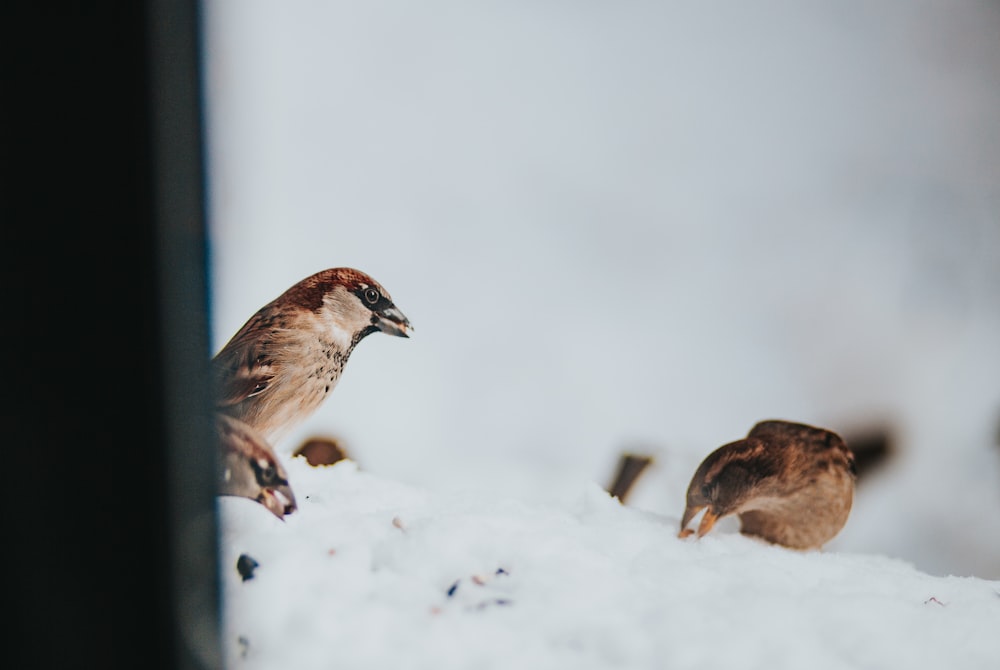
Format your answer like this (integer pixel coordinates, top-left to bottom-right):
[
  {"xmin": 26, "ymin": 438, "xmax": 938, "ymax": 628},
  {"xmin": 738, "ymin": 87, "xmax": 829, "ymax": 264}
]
[
  {"xmin": 202, "ymin": 1, "xmax": 1000, "ymax": 667},
  {"xmin": 219, "ymin": 458, "xmax": 1000, "ymax": 670}
]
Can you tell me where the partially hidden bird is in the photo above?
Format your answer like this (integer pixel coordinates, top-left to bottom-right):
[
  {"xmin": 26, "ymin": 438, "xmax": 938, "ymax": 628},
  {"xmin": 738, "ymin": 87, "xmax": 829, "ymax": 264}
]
[
  {"xmin": 678, "ymin": 419, "xmax": 856, "ymax": 550},
  {"xmin": 212, "ymin": 267, "xmax": 412, "ymax": 444},
  {"xmin": 216, "ymin": 413, "xmax": 297, "ymax": 519}
]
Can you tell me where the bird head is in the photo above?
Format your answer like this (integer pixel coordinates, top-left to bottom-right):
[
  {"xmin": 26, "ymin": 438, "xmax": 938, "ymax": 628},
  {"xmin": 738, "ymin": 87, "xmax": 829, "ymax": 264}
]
[
  {"xmin": 679, "ymin": 437, "xmax": 776, "ymax": 538},
  {"xmin": 283, "ymin": 267, "xmax": 412, "ymax": 344},
  {"xmin": 217, "ymin": 414, "xmax": 298, "ymax": 519}
]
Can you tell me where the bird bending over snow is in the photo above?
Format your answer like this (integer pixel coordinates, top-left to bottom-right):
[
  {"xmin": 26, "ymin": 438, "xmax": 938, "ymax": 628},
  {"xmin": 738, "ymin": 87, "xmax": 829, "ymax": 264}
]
[
  {"xmin": 678, "ymin": 419, "xmax": 856, "ymax": 550},
  {"xmin": 216, "ymin": 413, "xmax": 297, "ymax": 519}
]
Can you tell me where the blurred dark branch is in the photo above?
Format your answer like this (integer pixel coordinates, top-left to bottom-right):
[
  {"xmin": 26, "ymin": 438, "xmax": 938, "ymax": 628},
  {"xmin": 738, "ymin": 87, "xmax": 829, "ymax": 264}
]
[
  {"xmin": 607, "ymin": 453, "xmax": 654, "ymax": 503},
  {"xmin": 843, "ymin": 427, "xmax": 894, "ymax": 482}
]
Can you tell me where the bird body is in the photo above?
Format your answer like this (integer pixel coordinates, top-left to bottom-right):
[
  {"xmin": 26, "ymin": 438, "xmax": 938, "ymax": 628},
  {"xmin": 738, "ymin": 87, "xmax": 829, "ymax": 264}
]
[
  {"xmin": 678, "ymin": 419, "xmax": 856, "ymax": 549},
  {"xmin": 212, "ymin": 267, "xmax": 411, "ymax": 444}
]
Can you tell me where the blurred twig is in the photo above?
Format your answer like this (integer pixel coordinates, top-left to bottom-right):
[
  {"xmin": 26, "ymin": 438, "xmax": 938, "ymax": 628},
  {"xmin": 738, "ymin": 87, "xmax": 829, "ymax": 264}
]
[{"xmin": 607, "ymin": 453, "xmax": 654, "ymax": 503}]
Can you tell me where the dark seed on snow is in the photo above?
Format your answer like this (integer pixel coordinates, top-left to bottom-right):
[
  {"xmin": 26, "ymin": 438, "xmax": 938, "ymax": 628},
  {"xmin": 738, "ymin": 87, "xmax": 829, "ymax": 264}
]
[
  {"xmin": 237, "ymin": 554, "xmax": 259, "ymax": 581},
  {"xmin": 475, "ymin": 598, "xmax": 512, "ymax": 610}
]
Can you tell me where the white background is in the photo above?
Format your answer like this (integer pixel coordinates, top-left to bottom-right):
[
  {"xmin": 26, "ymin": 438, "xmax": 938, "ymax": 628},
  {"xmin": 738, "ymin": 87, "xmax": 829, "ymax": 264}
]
[{"xmin": 203, "ymin": 0, "xmax": 1000, "ymax": 579}]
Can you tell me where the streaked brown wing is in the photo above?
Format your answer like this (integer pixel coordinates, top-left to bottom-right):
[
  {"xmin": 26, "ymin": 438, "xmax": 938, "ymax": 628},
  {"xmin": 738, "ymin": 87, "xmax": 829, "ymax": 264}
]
[{"xmin": 212, "ymin": 310, "xmax": 278, "ymax": 408}]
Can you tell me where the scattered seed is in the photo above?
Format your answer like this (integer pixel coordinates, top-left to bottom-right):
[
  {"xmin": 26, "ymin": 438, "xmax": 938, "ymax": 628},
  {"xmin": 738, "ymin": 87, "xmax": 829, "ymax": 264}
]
[
  {"xmin": 475, "ymin": 598, "xmax": 512, "ymax": 610},
  {"xmin": 236, "ymin": 554, "xmax": 259, "ymax": 582}
]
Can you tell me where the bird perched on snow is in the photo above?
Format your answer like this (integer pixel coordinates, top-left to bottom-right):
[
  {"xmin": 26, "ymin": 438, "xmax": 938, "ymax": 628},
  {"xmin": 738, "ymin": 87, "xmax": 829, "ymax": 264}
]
[
  {"xmin": 678, "ymin": 419, "xmax": 856, "ymax": 550},
  {"xmin": 212, "ymin": 267, "xmax": 412, "ymax": 444},
  {"xmin": 216, "ymin": 413, "xmax": 297, "ymax": 519}
]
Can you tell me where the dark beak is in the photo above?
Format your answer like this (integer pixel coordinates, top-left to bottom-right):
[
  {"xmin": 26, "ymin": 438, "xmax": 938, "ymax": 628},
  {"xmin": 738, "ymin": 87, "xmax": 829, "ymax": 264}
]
[
  {"xmin": 376, "ymin": 305, "xmax": 412, "ymax": 338},
  {"xmin": 259, "ymin": 484, "xmax": 298, "ymax": 520}
]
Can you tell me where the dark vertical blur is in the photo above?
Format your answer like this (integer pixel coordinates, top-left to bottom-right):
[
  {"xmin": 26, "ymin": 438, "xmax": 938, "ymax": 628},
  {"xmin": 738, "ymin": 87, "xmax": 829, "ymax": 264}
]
[
  {"xmin": 147, "ymin": 0, "xmax": 221, "ymax": 667},
  {"xmin": 3, "ymin": 1, "xmax": 219, "ymax": 668}
]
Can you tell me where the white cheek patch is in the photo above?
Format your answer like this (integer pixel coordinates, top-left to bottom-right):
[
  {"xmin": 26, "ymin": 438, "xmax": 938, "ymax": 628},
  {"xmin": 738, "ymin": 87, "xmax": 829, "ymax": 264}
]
[{"xmin": 320, "ymin": 288, "xmax": 372, "ymax": 346}]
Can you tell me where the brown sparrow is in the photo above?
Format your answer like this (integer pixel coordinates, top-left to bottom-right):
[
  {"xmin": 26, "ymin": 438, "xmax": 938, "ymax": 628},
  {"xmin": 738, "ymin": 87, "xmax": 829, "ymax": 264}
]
[
  {"xmin": 212, "ymin": 267, "xmax": 412, "ymax": 443},
  {"xmin": 216, "ymin": 413, "xmax": 297, "ymax": 519},
  {"xmin": 678, "ymin": 419, "xmax": 856, "ymax": 549}
]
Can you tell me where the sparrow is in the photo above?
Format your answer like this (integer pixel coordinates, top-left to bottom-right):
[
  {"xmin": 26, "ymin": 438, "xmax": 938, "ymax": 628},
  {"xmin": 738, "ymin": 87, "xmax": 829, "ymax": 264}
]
[
  {"xmin": 212, "ymin": 267, "xmax": 412, "ymax": 443},
  {"xmin": 678, "ymin": 419, "xmax": 856, "ymax": 550},
  {"xmin": 216, "ymin": 413, "xmax": 297, "ymax": 519}
]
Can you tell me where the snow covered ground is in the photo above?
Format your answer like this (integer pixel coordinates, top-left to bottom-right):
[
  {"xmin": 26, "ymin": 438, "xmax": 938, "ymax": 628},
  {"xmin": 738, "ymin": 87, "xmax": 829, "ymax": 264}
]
[
  {"xmin": 218, "ymin": 458, "xmax": 1000, "ymax": 670},
  {"xmin": 202, "ymin": 1, "xmax": 1000, "ymax": 667}
]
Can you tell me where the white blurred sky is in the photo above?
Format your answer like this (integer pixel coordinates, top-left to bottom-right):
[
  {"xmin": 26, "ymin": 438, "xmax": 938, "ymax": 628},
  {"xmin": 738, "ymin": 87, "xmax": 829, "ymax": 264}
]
[{"xmin": 202, "ymin": 1, "xmax": 1000, "ymax": 576}]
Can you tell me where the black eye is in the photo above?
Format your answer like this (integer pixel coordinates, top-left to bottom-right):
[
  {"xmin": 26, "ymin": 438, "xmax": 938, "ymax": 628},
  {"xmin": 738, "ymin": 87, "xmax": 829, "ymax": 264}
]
[
  {"xmin": 255, "ymin": 459, "xmax": 277, "ymax": 483},
  {"xmin": 363, "ymin": 288, "xmax": 380, "ymax": 304}
]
